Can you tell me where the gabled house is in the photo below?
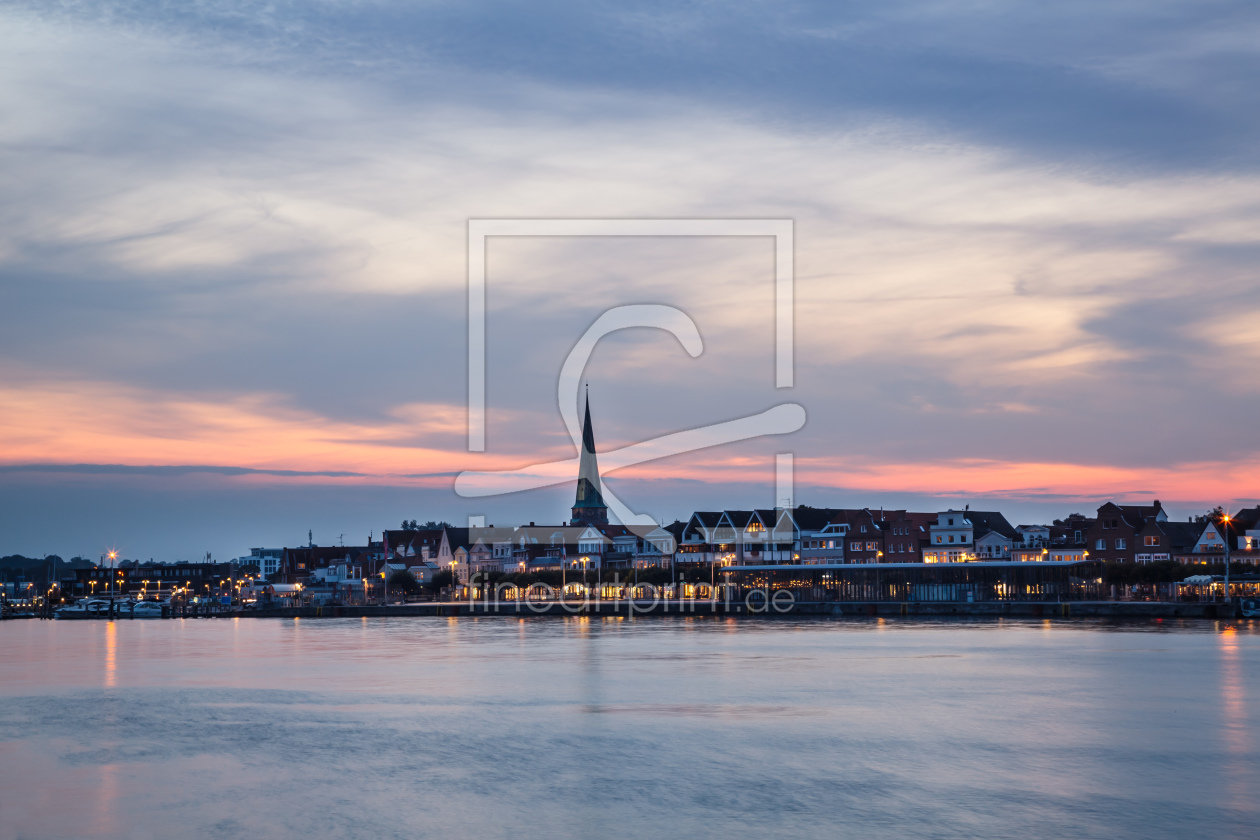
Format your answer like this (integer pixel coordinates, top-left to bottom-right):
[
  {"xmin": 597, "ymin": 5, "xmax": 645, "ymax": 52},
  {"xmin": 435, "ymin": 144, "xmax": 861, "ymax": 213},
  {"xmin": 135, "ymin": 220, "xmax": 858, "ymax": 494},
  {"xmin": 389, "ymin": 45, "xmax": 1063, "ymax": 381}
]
[
  {"xmin": 1134, "ymin": 519, "xmax": 1201, "ymax": 563},
  {"xmin": 831, "ymin": 509, "xmax": 888, "ymax": 564},
  {"xmin": 677, "ymin": 512, "xmax": 725, "ymax": 565},
  {"xmin": 634, "ymin": 521, "xmax": 683, "ymax": 567},
  {"xmin": 1085, "ymin": 501, "xmax": 1168, "ymax": 563},
  {"xmin": 923, "ymin": 509, "xmax": 1018, "ymax": 563}
]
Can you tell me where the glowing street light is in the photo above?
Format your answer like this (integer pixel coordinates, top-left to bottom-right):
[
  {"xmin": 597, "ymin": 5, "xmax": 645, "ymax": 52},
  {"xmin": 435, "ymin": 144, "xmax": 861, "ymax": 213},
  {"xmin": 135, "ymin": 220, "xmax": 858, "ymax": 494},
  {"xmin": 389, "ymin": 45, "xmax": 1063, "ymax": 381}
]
[{"xmin": 1223, "ymin": 513, "xmax": 1233, "ymax": 605}]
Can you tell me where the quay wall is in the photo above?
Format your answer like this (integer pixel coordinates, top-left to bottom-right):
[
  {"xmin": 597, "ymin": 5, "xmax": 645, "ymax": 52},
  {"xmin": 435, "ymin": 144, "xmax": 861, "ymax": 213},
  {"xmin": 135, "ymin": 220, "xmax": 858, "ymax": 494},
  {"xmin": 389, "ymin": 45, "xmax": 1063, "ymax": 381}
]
[{"xmin": 236, "ymin": 600, "xmax": 1244, "ymax": 620}]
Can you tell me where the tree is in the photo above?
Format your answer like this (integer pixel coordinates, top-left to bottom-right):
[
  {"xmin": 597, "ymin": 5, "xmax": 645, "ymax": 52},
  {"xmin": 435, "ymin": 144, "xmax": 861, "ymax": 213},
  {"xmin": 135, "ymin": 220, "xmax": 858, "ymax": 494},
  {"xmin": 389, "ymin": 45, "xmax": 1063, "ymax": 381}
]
[
  {"xmin": 237, "ymin": 563, "xmax": 261, "ymax": 576},
  {"xmin": 401, "ymin": 519, "xmax": 451, "ymax": 531},
  {"xmin": 387, "ymin": 569, "xmax": 421, "ymax": 596},
  {"xmin": 430, "ymin": 569, "xmax": 454, "ymax": 592},
  {"xmin": 1194, "ymin": 506, "xmax": 1226, "ymax": 524}
]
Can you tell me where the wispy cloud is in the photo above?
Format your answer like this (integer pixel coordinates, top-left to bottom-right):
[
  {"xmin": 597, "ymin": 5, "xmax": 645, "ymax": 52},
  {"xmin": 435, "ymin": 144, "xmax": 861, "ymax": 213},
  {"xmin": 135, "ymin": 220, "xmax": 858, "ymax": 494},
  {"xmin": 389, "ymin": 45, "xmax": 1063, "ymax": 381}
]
[{"xmin": 1, "ymin": 1, "xmax": 1258, "ymax": 556}]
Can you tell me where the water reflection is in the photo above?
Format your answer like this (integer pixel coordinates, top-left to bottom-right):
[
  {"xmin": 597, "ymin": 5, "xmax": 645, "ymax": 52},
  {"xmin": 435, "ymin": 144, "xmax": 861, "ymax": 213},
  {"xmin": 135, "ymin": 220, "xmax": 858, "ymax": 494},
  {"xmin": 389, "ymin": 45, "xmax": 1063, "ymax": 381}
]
[
  {"xmin": 1219, "ymin": 624, "xmax": 1253, "ymax": 827},
  {"xmin": 0, "ymin": 618, "xmax": 1256, "ymax": 840},
  {"xmin": 104, "ymin": 620, "xmax": 116, "ymax": 689}
]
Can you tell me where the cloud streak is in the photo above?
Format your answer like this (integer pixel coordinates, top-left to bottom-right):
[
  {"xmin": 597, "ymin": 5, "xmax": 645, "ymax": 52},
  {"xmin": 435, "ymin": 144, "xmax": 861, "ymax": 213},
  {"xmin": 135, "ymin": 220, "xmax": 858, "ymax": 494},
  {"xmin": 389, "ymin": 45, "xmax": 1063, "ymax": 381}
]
[{"xmin": 1, "ymin": 1, "xmax": 1258, "ymax": 556}]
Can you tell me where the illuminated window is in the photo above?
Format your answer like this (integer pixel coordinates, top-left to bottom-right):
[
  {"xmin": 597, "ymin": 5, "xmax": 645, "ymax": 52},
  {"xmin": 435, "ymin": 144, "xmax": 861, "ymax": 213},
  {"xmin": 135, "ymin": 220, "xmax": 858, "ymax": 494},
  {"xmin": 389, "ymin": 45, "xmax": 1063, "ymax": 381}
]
[{"xmin": 1144, "ymin": 536, "xmax": 1160, "ymax": 547}]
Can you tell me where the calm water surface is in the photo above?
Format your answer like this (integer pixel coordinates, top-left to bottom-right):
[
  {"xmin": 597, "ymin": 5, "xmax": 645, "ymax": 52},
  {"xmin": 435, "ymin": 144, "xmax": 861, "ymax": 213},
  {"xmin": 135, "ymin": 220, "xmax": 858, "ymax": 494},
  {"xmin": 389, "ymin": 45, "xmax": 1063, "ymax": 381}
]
[{"xmin": 1, "ymin": 616, "xmax": 1257, "ymax": 840}]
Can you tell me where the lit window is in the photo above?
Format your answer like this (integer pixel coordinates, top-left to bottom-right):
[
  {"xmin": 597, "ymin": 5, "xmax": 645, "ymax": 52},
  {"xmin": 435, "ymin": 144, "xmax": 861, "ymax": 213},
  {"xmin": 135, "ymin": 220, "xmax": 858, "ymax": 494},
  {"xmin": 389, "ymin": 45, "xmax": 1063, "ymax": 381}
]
[{"xmin": 1144, "ymin": 536, "xmax": 1160, "ymax": 547}]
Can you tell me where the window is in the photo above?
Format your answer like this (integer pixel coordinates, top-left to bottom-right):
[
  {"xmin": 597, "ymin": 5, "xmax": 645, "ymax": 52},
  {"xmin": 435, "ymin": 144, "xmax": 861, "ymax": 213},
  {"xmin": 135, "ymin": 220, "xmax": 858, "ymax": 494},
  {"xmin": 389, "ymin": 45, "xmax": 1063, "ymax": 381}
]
[
  {"xmin": 948, "ymin": 535, "xmax": 955, "ymax": 543},
  {"xmin": 866, "ymin": 542, "xmax": 878, "ymax": 551},
  {"xmin": 1116, "ymin": 538, "xmax": 1126, "ymax": 550},
  {"xmin": 1144, "ymin": 536, "xmax": 1160, "ymax": 547},
  {"xmin": 948, "ymin": 518, "xmax": 954, "ymax": 526},
  {"xmin": 851, "ymin": 541, "xmax": 862, "ymax": 551},
  {"xmin": 936, "ymin": 536, "xmax": 943, "ymax": 544},
  {"xmin": 1096, "ymin": 539, "xmax": 1106, "ymax": 550}
]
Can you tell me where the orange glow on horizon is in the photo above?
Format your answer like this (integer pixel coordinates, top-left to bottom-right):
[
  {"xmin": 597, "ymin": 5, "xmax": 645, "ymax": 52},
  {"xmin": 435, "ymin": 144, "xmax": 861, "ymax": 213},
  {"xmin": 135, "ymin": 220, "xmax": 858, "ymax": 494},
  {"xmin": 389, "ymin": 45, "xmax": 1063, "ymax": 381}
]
[{"xmin": 0, "ymin": 376, "xmax": 1256, "ymax": 503}]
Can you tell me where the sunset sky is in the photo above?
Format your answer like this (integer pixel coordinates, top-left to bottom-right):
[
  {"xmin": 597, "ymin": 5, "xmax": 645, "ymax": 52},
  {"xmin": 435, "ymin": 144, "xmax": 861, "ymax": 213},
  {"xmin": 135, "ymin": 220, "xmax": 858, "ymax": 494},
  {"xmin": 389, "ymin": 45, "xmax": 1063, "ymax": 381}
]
[{"xmin": 2, "ymin": 1, "xmax": 1259, "ymax": 561}]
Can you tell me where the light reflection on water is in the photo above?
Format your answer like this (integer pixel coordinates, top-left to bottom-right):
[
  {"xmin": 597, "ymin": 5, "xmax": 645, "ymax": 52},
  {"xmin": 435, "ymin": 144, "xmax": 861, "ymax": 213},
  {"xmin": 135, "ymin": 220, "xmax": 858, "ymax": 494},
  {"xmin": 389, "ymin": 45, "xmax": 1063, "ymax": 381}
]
[{"xmin": 1, "ymin": 617, "xmax": 1257, "ymax": 840}]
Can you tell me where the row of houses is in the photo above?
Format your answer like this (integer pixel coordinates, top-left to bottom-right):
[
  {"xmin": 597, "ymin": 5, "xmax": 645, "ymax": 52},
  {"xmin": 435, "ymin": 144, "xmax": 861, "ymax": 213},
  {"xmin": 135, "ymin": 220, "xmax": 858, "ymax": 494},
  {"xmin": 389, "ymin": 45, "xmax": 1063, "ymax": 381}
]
[{"xmin": 251, "ymin": 501, "xmax": 1260, "ymax": 591}]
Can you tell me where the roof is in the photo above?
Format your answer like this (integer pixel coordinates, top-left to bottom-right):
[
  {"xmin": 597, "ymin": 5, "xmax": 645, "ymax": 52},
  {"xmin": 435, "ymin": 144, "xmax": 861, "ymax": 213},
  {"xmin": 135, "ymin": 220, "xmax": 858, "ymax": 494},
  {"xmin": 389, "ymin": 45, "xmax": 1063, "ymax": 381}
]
[
  {"xmin": 961, "ymin": 511, "xmax": 1019, "ymax": 540},
  {"xmin": 791, "ymin": 507, "xmax": 840, "ymax": 531},
  {"xmin": 688, "ymin": 512, "xmax": 724, "ymax": 529},
  {"xmin": 1229, "ymin": 507, "xmax": 1260, "ymax": 529},
  {"xmin": 444, "ymin": 527, "xmax": 471, "ymax": 550},
  {"xmin": 728, "ymin": 560, "xmax": 1096, "ymax": 571},
  {"xmin": 1098, "ymin": 500, "xmax": 1165, "ymax": 527},
  {"xmin": 1155, "ymin": 521, "xmax": 1203, "ymax": 552}
]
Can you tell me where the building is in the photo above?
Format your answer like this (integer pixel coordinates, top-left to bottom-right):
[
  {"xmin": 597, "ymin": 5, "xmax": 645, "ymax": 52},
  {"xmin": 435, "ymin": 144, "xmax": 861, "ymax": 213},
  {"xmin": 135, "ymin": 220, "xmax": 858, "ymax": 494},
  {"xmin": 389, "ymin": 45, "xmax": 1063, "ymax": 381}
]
[
  {"xmin": 1170, "ymin": 513, "xmax": 1260, "ymax": 565},
  {"xmin": 1232, "ymin": 507, "xmax": 1260, "ymax": 551},
  {"xmin": 923, "ymin": 509, "xmax": 1018, "ymax": 563},
  {"xmin": 241, "ymin": 548, "xmax": 283, "ymax": 578},
  {"xmin": 833, "ymin": 509, "xmax": 891, "ymax": 564},
  {"xmin": 571, "ymin": 393, "xmax": 608, "ymax": 526},
  {"xmin": 794, "ymin": 507, "xmax": 846, "ymax": 564},
  {"xmin": 1084, "ymin": 501, "xmax": 1167, "ymax": 563},
  {"xmin": 279, "ymin": 545, "xmax": 372, "ymax": 584},
  {"xmin": 69, "ymin": 561, "xmax": 235, "ymax": 598}
]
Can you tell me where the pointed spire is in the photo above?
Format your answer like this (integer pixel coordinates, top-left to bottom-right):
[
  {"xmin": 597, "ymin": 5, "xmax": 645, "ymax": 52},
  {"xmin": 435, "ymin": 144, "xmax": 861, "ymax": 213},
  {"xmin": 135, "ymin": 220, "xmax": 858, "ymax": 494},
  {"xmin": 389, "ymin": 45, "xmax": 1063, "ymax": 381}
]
[{"xmin": 571, "ymin": 386, "xmax": 608, "ymax": 525}]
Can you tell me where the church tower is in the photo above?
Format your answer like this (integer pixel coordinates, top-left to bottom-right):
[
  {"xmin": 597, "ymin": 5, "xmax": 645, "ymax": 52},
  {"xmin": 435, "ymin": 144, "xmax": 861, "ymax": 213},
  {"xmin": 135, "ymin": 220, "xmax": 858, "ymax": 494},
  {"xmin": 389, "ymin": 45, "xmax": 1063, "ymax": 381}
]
[{"xmin": 571, "ymin": 391, "xmax": 609, "ymax": 526}]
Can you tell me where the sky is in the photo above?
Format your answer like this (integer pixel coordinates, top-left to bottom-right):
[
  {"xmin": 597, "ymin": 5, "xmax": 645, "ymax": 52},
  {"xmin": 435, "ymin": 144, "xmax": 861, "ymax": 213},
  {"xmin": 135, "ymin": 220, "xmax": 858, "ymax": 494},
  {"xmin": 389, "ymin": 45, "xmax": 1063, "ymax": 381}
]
[{"xmin": 1, "ymin": 0, "xmax": 1258, "ymax": 562}]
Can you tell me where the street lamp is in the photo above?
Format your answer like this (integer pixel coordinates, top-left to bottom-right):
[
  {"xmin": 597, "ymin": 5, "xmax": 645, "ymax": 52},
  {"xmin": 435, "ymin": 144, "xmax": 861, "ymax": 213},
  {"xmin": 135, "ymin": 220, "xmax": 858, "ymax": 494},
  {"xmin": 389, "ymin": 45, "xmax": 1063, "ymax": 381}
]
[{"xmin": 1222, "ymin": 514, "xmax": 1232, "ymax": 606}]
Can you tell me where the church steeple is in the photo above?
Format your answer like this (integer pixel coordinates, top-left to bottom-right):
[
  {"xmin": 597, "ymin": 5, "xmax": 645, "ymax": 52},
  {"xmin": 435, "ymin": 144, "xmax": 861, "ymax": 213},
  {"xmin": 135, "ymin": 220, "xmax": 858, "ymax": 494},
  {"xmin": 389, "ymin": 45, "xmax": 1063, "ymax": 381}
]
[{"xmin": 571, "ymin": 389, "xmax": 608, "ymax": 526}]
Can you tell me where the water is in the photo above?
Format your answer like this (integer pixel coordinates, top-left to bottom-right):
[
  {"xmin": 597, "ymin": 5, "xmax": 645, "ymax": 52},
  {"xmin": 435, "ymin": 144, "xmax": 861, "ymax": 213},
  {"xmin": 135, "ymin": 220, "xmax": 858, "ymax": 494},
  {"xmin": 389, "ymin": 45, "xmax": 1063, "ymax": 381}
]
[{"xmin": 1, "ymin": 616, "xmax": 1257, "ymax": 840}]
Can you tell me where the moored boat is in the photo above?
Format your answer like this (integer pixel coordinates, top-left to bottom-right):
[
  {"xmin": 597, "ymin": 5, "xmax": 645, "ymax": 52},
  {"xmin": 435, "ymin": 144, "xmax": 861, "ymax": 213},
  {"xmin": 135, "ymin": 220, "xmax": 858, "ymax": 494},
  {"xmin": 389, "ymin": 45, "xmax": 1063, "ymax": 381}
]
[{"xmin": 55, "ymin": 599, "xmax": 110, "ymax": 620}]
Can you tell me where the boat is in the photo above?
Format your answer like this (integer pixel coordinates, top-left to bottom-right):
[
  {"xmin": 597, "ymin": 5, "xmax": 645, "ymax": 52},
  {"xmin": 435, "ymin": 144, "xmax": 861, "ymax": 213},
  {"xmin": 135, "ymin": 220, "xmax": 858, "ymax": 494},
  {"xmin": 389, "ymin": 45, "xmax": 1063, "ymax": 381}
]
[
  {"xmin": 1241, "ymin": 598, "xmax": 1259, "ymax": 619},
  {"xmin": 128, "ymin": 601, "xmax": 166, "ymax": 619},
  {"xmin": 54, "ymin": 599, "xmax": 111, "ymax": 620}
]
